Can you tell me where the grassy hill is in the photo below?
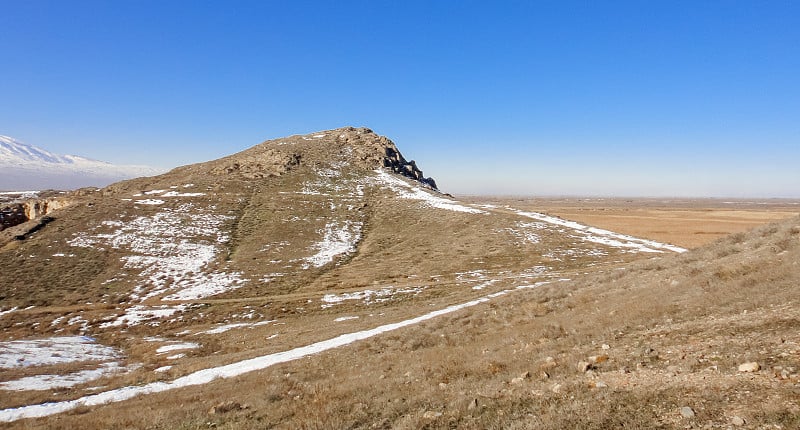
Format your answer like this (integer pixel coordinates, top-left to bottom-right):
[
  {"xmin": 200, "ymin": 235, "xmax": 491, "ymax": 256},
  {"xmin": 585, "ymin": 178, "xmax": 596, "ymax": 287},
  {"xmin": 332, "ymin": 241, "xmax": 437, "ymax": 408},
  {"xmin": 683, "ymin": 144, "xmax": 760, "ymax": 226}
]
[{"xmin": 1, "ymin": 128, "xmax": 796, "ymax": 428}]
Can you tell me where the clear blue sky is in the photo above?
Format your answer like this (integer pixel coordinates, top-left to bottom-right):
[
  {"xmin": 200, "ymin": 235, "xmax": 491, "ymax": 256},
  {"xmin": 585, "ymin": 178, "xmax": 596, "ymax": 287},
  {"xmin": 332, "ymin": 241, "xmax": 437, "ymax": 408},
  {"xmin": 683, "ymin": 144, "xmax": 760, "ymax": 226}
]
[{"xmin": 2, "ymin": 1, "xmax": 798, "ymax": 197}]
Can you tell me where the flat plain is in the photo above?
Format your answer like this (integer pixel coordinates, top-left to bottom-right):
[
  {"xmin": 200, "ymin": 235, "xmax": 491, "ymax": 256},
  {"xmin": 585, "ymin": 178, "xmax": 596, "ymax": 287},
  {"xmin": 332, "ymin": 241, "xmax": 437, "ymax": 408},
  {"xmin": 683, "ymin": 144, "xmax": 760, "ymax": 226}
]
[{"xmin": 467, "ymin": 196, "xmax": 800, "ymax": 248}]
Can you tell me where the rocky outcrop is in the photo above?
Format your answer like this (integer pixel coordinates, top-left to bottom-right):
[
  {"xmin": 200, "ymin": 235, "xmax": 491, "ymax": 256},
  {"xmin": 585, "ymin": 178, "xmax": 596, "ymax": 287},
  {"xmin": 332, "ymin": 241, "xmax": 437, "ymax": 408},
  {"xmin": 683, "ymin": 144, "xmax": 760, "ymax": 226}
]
[
  {"xmin": 0, "ymin": 197, "xmax": 70, "ymax": 232},
  {"xmin": 332, "ymin": 127, "xmax": 438, "ymax": 189},
  {"xmin": 383, "ymin": 146, "xmax": 437, "ymax": 189},
  {"xmin": 0, "ymin": 204, "xmax": 27, "ymax": 231},
  {"xmin": 199, "ymin": 127, "xmax": 439, "ymax": 190},
  {"xmin": 210, "ymin": 150, "xmax": 302, "ymax": 179}
]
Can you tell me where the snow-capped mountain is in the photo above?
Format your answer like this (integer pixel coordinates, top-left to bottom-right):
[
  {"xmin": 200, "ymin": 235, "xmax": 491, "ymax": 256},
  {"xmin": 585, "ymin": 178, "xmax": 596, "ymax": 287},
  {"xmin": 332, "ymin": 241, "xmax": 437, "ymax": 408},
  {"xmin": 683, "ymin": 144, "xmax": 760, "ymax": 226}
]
[{"xmin": 0, "ymin": 135, "xmax": 166, "ymax": 190}]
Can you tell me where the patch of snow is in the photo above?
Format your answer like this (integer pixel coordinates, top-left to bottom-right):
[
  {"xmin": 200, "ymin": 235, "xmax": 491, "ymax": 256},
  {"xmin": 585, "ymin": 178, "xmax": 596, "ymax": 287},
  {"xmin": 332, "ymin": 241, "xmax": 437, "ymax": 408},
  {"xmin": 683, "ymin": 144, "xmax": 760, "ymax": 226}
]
[
  {"xmin": 303, "ymin": 221, "xmax": 362, "ymax": 268},
  {"xmin": 136, "ymin": 199, "xmax": 164, "ymax": 205},
  {"xmin": 0, "ymin": 336, "xmax": 119, "ymax": 369},
  {"xmin": 0, "ymin": 307, "xmax": 19, "ymax": 319},
  {"xmin": 472, "ymin": 280, "xmax": 499, "ymax": 290},
  {"xmin": 198, "ymin": 320, "xmax": 274, "ymax": 335},
  {"xmin": 69, "ymin": 204, "xmax": 246, "ymax": 301},
  {"xmin": 160, "ymin": 191, "xmax": 206, "ymax": 197},
  {"xmin": 156, "ymin": 343, "xmax": 199, "ymax": 354},
  {"xmin": 143, "ymin": 190, "xmax": 167, "ymax": 195},
  {"xmin": 166, "ymin": 354, "xmax": 185, "ymax": 360},
  {"xmin": 154, "ymin": 366, "xmax": 172, "ymax": 373},
  {"xmin": 100, "ymin": 305, "xmax": 187, "ymax": 328},
  {"xmin": 334, "ymin": 316, "xmax": 359, "ymax": 322},
  {"xmin": 373, "ymin": 169, "xmax": 485, "ymax": 214},
  {"xmin": 67, "ymin": 316, "xmax": 89, "ymax": 332},
  {"xmin": 321, "ymin": 286, "xmax": 424, "ymax": 308},
  {"xmin": 0, "ymin": 363, "xmax": 123, "ymax": 391}
]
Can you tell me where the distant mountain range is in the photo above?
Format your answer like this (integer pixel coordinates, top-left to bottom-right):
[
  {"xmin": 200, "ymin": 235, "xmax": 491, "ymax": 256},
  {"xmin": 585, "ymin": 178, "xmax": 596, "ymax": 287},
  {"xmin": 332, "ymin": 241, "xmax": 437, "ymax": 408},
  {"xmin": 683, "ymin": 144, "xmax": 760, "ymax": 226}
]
[{"xmin": 0, "ymin": 135, "xmax": 165, "ymax": 191}]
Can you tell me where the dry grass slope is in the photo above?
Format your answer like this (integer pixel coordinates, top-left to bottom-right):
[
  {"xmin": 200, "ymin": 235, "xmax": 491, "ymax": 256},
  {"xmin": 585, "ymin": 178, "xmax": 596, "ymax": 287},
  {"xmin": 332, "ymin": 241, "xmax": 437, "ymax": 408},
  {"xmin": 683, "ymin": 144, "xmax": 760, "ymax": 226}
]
[
  {"xmin": 5, "ymin": 215, "xmax": 798, "ymax": 429},
  {"xmin": 1, "ymin": 128, "xmax": 797, "ymax": 428}
]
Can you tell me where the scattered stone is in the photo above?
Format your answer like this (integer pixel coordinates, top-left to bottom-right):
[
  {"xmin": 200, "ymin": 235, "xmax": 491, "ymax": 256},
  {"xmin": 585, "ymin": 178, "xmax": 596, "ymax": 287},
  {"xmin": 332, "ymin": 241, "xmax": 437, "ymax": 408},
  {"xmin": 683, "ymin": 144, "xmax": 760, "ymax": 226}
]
[
  {"xmin": 578, "ymin": 361, "xmax": 593, "ymax": 372},
  {"xmin": 540, "ymin": 356, "xmax": 557, "ymax": 370},
  {"xmin": 679, "ymin": 406, "xmax": 695, "ymax": 419},
  {"xmin": 208, "ymin": 401, "xmax": 246, "ymax": 414},
  {"xmin": 438, "ymin": 382, "xmax": 448, "ymax": 389},
  {"xmin": 423, "ymin": 411, "xmax": 442, "ymax": 419},
  {"xmin": 509, "ymin": 371, "xmax": 532, "ymax": 384},
  {"xmin": 601, "ymin": 344, "xmax": 610, "ymax": 350},
  {"xmin": 551, "ymin": 383, "xmax": 563, "ymax": 394},
  {"xmin": 540, "ymin": 371, "xmax": 550, "ymax": 380},
  {"xmin": 467, "ymin": 398, "xmax": 479, "ymax": 411},
  {"xmin": 731, "ymin": 416, "xmax": 745, "ymax": 426},
  {"xmin": 738, "ymin": 362, "xmax": 760, "ymax": 373},
  {"xmin": 589, "ymin": 354, "xmax": 609, "ymax": 364},
  {"xmin": 594, "ymin": 381, "xmax": 608, "ymax": 388}
]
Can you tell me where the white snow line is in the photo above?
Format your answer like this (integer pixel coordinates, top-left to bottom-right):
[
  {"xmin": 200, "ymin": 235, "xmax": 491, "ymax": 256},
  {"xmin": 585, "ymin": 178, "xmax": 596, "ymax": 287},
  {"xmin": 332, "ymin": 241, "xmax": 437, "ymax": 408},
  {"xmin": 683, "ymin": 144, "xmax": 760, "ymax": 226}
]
[
  {"xmin": 0, "ymin": 282, "xmax": 548, "ymax": 422},
  {"xmin": 510, "ymin": 208, "xmax": 687, "ymax": 253},
  {"xmin": 0, "ymin": 307, "xmax": 19, "ymax": 319},
  {"xmin": 155, "ymin": 343, "xmax": 199, "ymax": 354},
  {"xmin": 372, "ymin": 169, "xmax": 486, "ymax": 214}
]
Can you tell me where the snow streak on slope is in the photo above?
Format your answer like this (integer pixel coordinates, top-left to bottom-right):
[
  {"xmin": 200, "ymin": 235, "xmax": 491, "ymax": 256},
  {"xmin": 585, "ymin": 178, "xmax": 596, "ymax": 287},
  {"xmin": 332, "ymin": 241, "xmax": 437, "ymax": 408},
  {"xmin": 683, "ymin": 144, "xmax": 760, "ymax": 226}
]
[
  {"xmin": 0, "ymin": 336, "xmax": 120, "ymax": 369},
  {"xmin": 68, "ymin": 204, "xmax": 246, "ymax": 301},
  {"xmin": 303, "ymin": 221, "xmax": 362, "ymax": 268},
  {"xmin": 0, "ymin": 282, "xmax": 551, "ymax": 422},
  {"xmin": 510, "ymin": 208, "xmax": 687, "ymax": 253},
  {"xmin": 373, "ymin": 169, "xmax": 486, "ymax": 214},
  {"xmin": 1, "ymin": 363, "xmax": 124, "ymax": 392}
]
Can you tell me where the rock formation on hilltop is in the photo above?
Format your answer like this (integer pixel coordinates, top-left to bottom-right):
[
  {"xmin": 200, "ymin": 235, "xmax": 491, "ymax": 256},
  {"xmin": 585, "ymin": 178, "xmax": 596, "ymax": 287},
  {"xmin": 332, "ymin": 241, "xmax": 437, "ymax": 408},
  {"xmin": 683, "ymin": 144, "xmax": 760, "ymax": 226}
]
[{"xmin": 202, "ymin": 127, "xmax": 437, "ymax": 189}]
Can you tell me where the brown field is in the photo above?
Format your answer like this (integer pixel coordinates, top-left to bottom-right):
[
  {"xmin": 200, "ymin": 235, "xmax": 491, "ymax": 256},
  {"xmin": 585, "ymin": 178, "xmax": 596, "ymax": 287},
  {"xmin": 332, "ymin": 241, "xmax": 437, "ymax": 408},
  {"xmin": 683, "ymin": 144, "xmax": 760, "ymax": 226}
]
[{"xmin": 466, "ymin": 197, "xmax": 800, "ymax": 249}]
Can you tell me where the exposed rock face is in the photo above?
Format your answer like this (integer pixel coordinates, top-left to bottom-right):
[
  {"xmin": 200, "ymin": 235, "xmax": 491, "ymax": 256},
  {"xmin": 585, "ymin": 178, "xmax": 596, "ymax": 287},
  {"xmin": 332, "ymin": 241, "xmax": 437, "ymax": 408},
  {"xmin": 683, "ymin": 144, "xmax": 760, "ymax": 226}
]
[
  {"xmin": 0, "ymin": 204, "xmax": 27, "ymax": 231},
  {"xmin": 383, "ymin": 146, "xmax": 437, "ymax": 189},
  {"xmin": 0, "ymin": 197, "xmax": 70, "ymax": 231}
]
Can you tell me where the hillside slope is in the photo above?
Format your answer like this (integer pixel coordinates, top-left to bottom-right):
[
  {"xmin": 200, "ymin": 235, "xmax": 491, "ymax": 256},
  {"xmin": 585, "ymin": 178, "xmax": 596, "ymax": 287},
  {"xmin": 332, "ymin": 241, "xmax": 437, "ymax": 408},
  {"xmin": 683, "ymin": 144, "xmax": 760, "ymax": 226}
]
[
  {"xmin": 4, "ymin": 213, "xmax": 794, "ymax": 429},
  {"xmin": 0, "ymin": 127, "xmax": 704, "ymax": 426}
]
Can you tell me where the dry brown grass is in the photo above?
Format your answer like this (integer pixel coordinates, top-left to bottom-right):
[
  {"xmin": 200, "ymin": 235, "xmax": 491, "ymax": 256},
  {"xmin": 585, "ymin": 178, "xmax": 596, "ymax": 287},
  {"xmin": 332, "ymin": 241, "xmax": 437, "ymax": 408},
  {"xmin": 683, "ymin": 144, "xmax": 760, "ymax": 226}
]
[
  {"xmin": 5, "ymin": 216, "xmax": 799, "ymax": 429},
  {"xmin": 3, "ymin": 130, "xmax": 799, "ymax": 428}
]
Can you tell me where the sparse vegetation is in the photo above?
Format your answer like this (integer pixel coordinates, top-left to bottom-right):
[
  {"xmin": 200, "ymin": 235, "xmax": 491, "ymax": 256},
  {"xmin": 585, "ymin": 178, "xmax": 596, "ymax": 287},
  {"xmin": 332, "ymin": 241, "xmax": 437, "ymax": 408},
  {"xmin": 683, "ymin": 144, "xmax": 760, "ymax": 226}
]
[{"xmin": 1, "ymin": 129, "xmax": 799, "ymax": 428}]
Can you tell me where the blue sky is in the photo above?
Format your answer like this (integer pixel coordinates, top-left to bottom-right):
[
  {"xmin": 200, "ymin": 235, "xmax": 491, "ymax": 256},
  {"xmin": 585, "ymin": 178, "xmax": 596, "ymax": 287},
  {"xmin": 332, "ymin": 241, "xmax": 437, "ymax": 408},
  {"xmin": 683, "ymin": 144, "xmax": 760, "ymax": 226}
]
[{"xmin": 1, "ymin": 1, "xmax": 798, "ymax": 197}]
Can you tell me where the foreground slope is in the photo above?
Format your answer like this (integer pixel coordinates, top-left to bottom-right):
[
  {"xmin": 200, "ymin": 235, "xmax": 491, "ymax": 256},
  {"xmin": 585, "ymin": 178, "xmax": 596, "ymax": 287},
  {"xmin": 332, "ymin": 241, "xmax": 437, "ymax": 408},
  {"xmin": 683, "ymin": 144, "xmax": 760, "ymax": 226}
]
[
  {"xmin": 0, "ymin": 127, "xmax": 693, "ymax": 425},
  {"xmin": 4, "ymin": 214, "xmax": 796, "ymax": 429}
]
